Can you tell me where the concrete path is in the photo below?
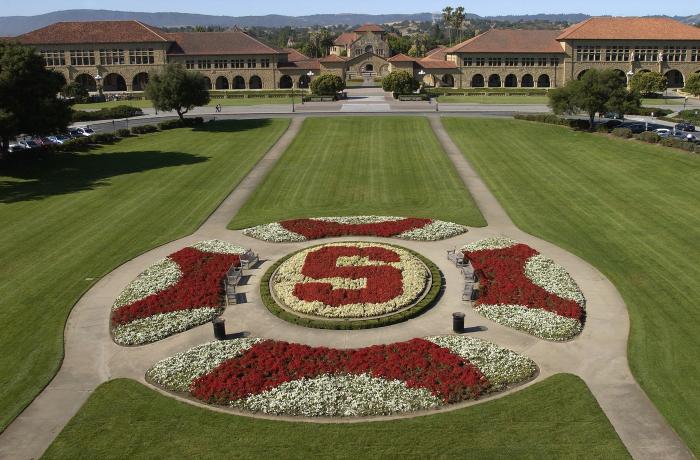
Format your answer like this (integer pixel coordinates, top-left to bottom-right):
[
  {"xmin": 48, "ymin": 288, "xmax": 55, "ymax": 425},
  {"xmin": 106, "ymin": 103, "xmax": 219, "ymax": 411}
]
[{"xmin": 0, "ymin": 114, "xmax": 694, "ymax": 459}]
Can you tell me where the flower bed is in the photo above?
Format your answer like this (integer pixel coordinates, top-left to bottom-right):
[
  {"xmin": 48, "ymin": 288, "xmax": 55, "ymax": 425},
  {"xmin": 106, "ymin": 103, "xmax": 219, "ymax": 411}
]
[
  {"xmin": 462, "ymin": 237, "xmax": 586, "ymax": 341},
  {"xmin": 242, "ymin": 216, "xmax": 467, "ymax": 242},
  {"xmin": 147, "ymin": 336, "xmax": 537, "ymax": 417},
  {"xmin": 271, "ymin": 242, "xmax": 429, "ymax": 319},
  {"xmin": 111, "ymin": 240, "xmax": 248, "ymax": 345}
]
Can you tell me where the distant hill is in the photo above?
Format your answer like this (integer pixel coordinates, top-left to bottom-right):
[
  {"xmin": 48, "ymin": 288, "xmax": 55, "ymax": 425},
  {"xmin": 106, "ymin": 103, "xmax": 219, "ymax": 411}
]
[{"xmin": 0, "ymin": 9, "xmax": 698, "ymax": 36}]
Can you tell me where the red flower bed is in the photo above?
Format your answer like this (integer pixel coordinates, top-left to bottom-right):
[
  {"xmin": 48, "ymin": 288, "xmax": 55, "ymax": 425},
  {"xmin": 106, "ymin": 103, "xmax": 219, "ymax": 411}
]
[
  {"xmin": 191, "ymin": 338, "xmax": 488, "ymax": 404},
  {"xmin": 293, "ymin": 246, "xmax": 403, "ymax": 306},
  {"xmin": 281, "ymin": 218, "xmax": 432, "ymax": 239},
  {"xmin": 464, "ymin": 244, "xmax": 583, "ymax": 320},
  {"xmin": 111, "ymin": 248, "xmax": 240, "ymax": 325}
]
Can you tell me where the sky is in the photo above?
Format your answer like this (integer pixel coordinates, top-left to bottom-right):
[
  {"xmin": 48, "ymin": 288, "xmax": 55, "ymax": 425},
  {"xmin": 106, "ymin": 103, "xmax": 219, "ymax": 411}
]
[{"xmin": 3, "ymin": 0, "xmax": 697, "ymax": 17}]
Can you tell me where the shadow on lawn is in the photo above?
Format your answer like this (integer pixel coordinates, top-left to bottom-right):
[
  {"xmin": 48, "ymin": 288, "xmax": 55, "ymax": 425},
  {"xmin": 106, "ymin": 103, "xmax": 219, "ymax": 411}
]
[
  {"xmin": 0, "ymin": 150, "xmax": 207, "ymax": 203},
  {"xmin": 193, "ymin": 118, "xmax": 273, "ymax": 133}
]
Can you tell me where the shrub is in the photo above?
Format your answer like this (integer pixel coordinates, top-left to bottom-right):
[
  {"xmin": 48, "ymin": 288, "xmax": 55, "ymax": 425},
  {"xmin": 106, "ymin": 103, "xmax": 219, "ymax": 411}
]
[
  {"xmin": 310, "ymin": 74, "xmax": 345, "ymax": 96},
  {"xmin": 638, "ymin": 131, "xmax": 661, "ymax": 143},
  {"xmin": 382, "ymin": 70, "xmax": 418, "ymax": 96},
  {"xmin": 567, "ymin": 119, "xmax": 592, "ymax": 130},
  {"xmin": 628, "ymin": 107, "xmax": 672, "ymax": 117},
  {"xmin": 71, "ymin": 105, "xmax": 143, "ymax": 122},
  {"xmin": 59, "ymin": 137, "xmax": 91, "ymax": 151},
  {"xmin": 116, "ymin": 128, "xmax": 132, "ymax": 138},
  {"xmin": 158, "ymin": 117, "xmax": 205, "ymax": 130},
  {"xmin": 88, "ymin": 133, "xmax": 117, "ymax": 144},
  {"xmin": 684, "ymin": 73, "xmax": 700, "ymax": 97},
  {"xmin": 595, "ymin": 124, "xmax": 610, "ymax": 133},
  {"xmin": 130, "ymin": 124, "xmax": 158, "ymax": 135},
  {"xmin": 612, "ymin": 128, "xmax": 633, "ymax": 138},
  {"xmin": 513, "ymin": 114, "xmax": 567, "ymax": 125}
]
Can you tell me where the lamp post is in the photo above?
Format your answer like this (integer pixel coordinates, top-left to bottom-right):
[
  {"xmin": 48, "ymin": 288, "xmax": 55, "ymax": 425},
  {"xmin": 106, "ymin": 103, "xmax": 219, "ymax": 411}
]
[
  {"xmin": 418, "ymin": 69, "xmax": 427, "ymax": 103},
  {"xmin": 303, "ymin": 71, "xmax": 314, "ymax": 104},
  {"xmin": 292, "ymin": 82, "xmax": 295, "ymax": 113},
  {"xmin": 95, "ymin": 73, "xmax": 103, "ymax": 97}
]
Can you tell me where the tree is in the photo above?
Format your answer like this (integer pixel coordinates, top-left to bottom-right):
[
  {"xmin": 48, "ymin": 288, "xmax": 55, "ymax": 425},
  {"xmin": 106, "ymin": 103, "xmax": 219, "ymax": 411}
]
[
  {"xmin": 549, "ymin": 69, "xmax": 640, "ymax": 128},
  {"xmin": 145, "ymin": 64, "xmax": 210, "ymax": 120},
  {"xmin": 684, "ymin": 73, "xmax": 700, "ymax": 96},
  {"xmin": 61, "ymin": 81, "xmax": 90, "ymax": 103},
  {"xmin": 0, "ymin": 42, "xmax": 71, "ymax": 155},
  {"xmin": 387, "ymin": 34, "xmax": 412, "ymax": 56},
  {"xmin": 442, "ymin": 7, "xmax": 454, "ymax": 45},
  {"xmin": 310, "ymin": 73, "xmax": 345, "ymax": 96},
  {"xmin": 629, "ymin": 72, "xmax": 667, "ymax": 96},
  {"xmin": 452, "ymin": 6, "xmax": 466, "ymax": 43},
  {"xmin": 382, "ymin": 70, "xmax": 418, "ymax": 95},
  {"xmin": 308, "ymin": 28, "xmax": 332, "ymax": 58}
]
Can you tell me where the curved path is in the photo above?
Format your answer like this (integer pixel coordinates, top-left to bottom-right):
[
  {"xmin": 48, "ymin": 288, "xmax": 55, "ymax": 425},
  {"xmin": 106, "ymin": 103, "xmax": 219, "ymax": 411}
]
[{"xmin": 0, "ymin": 115, "xmax": 693, "ymax": 460}]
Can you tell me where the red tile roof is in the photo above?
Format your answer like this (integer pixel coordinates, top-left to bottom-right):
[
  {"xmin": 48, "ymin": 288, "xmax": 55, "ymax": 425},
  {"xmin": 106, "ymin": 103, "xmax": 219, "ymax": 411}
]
[
  {"xmin": 277, "ymin": 59, "xmax": 321, "ymax": 70},
  {"xmin": 16, "ymin": 21, "xmax": 169, "ymax": 45},
  {"xmin": 425, "ymin": 45, "xmax": 447, "ymax": 60},
  {"xmin": 557, "ymin": 17, "xmax": 700, "ymax": 40},
  {"xmin": 166, "ymin": 30, "xmax": 282, "ymax": 55},
  {"xmin": 388, "ymin": 53, "xmax": 417, "ymax": 62},
  {"xmin": 334, "ymin": 32, "xmax": 359, "ymax": 46},
  {"xmin": 418, "ymin": 58, "xmax": 457, "ymax": 69},
  {"xmin": 354, "ymin": 24, "xmax": 386, "ymax": 33},
  {"xmin": 283, "ymin": 48, "xmax": 310, "ymax": 62},
  {"xmin": 319, "ymin": 54, "xmax": 347, "ymax": 63},
  {"xmin": 446, "ymin": 29, "xmax": 564, "ymax": 54}
]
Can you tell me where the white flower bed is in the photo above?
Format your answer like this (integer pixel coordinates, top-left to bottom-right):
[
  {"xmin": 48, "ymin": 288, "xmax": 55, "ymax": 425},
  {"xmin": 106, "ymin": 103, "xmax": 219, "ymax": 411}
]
[
  {"xmin": 272, "ymin": 242, "xmax": 429, "ymax": 318},
  {"xmin": 461, "ymin": 236, "xmax": 517, "ymax": 252},
  {"xmin": 242, "ymin": 216, "xmax": 468, "ymax": 242},
  {"xmin": 524, "ymin": 254, "xmax": 585, "ymax": 307},
  {"xmin": 191, "ymin": 240, "xmax": 248, "ymax": 254},
  {"xmin": 113, "ymin": 258, "xmax": 182, "ymax": 309},
  {"xmin": 396, "ymin": 220, "xmax": 467, "ymax": 241},
  {"xmin": 426, "ymin": 336, "xmax": 537, "ymax": 390},
  {"xmin": 147, "ymin": 339, "xmax": 262, "ymax": 391},
  {"xmin": 112, "ymin": 308, "xmax": 221, "ymax": 346},
  {"xmin": 475, "ymin": 304, "xmax": 583, "ymax": 341},
  {"xmin": 232, "ymin": 373, "xmax": 442, "ymax": 417}
]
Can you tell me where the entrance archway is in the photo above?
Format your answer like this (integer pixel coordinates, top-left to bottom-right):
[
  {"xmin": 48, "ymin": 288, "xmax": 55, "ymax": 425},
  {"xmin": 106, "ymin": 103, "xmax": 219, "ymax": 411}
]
[
  {"xmin": 363, "ymin": 63, "xmax": 374, "ymax": 73},
  {"xmin": 471, "ymin": 74, "xmax": 484, "ymax": 88},
  {"xmin": 577, "ymin": 69, "xmax": 589, "ymax": 80},
  {"xmin": 279, "ymin": 75, "xmax": 293, "ymax": 89},
  {"xmin": 249, "ymin": 75, "xmax": 263, "ymax": 89},
  {"xmin": 441, "ymin": 74, "xmax": 455, "ymax": 87},
  {"xmin": 488, "ymin": 74, "xmax": 501, "ymax": 88},
  {"xmin": 233, "ymin": 76, "xmax": 245, "ymax": 89},
  {"xmin": 504, "ymin": 74, "xmax": 517, "ymax": 88},
  {"xmin": 132, "ymin": 72, "xmax": 149, "ymax": 91},
  {"xmin": 537, "ymin": 74, "xmax": 551, "ymax": 88},
  {"xmin": 665, "ymin": 69, "xmax": 684, "ymax": 88},
  {"xmin": 75, "ymin": 74, "xmax": 96, "ymax": 92},
  {"xmin": 521, "ymin": 74, "xmax": 534, "ymax": 88},
  {"xmin": 103, "ymin": 73, "xmax": 126, "ymax": 92},
  {"xmin": 215, "ymin": 76, "xmax": 229, "ymax": 90}
]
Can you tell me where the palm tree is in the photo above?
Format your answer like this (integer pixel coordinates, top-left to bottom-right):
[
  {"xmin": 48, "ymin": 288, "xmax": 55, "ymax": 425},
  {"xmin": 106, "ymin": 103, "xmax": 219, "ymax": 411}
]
[{"xmin": 442, "ymin": 6, "xmax": 454, "ymax": 46}]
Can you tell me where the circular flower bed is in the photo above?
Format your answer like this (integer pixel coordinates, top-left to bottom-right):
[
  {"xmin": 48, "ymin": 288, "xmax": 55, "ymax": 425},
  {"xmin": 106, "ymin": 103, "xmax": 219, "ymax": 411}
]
[
  {"xmin": 242, "ymin": 216, "xmax": 467, "ymax": 242},
  {"xmin": 462, "ymin": 237, "xmax": 586, "ymax": 341},
  {"xmin": 111, "ymin": 240, "xmax": 248, "ymax": 346},
  {"xmin": 262, "ymin": 242, "xmax": 440, "ymax": 329},
  {"xmin": 147, "ymin": 336, "xmax": 537, "ymax": 417}
]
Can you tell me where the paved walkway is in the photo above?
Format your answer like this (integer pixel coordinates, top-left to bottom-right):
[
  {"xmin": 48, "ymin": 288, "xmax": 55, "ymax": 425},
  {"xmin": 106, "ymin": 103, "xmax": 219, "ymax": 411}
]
[{"xmin": 0, "ymin": 114, "xmax": 694, "ymax": 459}]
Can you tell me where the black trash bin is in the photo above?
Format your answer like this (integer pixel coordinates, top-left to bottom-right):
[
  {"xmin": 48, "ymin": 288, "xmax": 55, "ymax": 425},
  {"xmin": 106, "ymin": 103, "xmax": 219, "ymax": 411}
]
[
  {"xmin": 213, "ymin": 318, "xmax": 226, "ymax": 340},
  {"xmin": 452, "ymin": 312, "xmax": 465, "ymax": 333}
]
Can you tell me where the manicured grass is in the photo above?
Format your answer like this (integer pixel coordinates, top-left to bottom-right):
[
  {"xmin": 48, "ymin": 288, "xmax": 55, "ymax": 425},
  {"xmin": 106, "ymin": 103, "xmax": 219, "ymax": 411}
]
[
  {"xmin": 73, "ymin": 97, "xmax": 298, "ymax": 110},
  {"xmin": 437, "ymin": 94, "xmax": 550, "ymax": 105},
  {"xmin": 229, "ymin": 117, "xmax": 486, "ymax": 229},
  {"xmin": 443, "ymin": 118, "xmax": 700, "ymax": 455},
  {"xmin": 43, "ymin": 375, "xmax": 629, "ymax": 459},
  {"xmin": 0, "ymin": 119, "xmax": 290, "ymax": 432}
]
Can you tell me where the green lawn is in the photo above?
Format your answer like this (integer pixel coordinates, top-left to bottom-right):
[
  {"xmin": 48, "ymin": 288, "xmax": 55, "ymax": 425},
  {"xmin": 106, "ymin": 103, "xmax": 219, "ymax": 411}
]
[
  {"xmin": 73, "ymin": 97, "xmax": 298, "ymax": 110},
  {"xmin": 43, "ymin": 375, "xmax": 629, "ymax": 459},
  {"xmin": 229, "ymin": 117, "xmax": 486, "ymax": 229},
  {"xmin": 437, "ymin": 94, "xmax": 550, "ymax": 105},
  {"xmin": 443, "ymin": 118, "xmax": 700, "ymax": 455},
  {"xmin": 0, "ymin": 118, "xmax": 290, "ymax": 431}
]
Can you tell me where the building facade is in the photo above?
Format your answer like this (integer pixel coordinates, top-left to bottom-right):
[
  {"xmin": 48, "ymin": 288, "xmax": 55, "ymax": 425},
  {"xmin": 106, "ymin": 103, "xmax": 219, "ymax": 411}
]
[{"xmin": 9, "ymin": 17, "xmax": 700, "ymax": 92}]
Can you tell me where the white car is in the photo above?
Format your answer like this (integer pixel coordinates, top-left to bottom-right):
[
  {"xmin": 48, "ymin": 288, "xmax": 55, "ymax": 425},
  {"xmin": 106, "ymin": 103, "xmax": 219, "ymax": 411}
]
[
  {"xmin": 47, "ymin": 135, "xmax": 71, "ymax": 144},
  {"xmin": 75, "ymin": 127, "xmax": 96, "ymax": 137},
  {"xmin": 654, "ymin": 128, "xmax": 671, "ymax": 138}
]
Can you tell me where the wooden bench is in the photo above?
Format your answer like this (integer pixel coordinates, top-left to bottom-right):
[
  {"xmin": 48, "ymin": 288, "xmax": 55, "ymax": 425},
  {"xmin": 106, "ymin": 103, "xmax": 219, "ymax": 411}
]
[{"xmin": 239, "ymin": 250, "xmax": 259, "ymax": 269}]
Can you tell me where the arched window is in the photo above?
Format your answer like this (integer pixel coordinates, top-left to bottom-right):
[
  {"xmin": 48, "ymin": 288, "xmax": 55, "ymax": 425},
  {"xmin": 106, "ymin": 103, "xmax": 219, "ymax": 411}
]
[
  {"xmin": 577, "ymin": 69, "xmax": 589, "ymax": 80},
  {"xmin": 665, "ymin": 69, "xmax": 684, "ymax": 88},
  {"xmin": 249, "ymin": 75, "xmax": 263, "ymax": 89},
  {"xmin": 521, "ymin": 74, "xmax": 534, "ymax": 88},
  {"xmin": 279, "ymin": 75, "xmax": 293, "ymax": 89},
  {"xmin": 441, "ymin": 74, "xmax": 455, "ymax": 88},
  {"xmin": 488, "ymin": 74, "xmax": 501, "ymax": 88},
  {"xmin": 471, "ymin": 74, "xmax": 484, "ymax": 88},
  {"xmin": 215, "ymin": 76, "xmax": 229, "ymax": 90},
  {"xmin": 504, "ymin": 74, "xmax": 517, "ymax": 88},
  {"xmin": 233, "ymin": 76, "xmax": 245, "ymax": 89},
  {"xmin": 299, "ymin": 74, "xmax": 311, "ymax": 89},
  {"xmin": 132, "ymin": 72, "xmax": 149, "ymax": 91},
  {"xmin": 75, "ymin": 74, "xmax": 96, "ymax": 92},
  {"xmin": 103, "ymin": 73, "xmax": 127, "ymax": 92},
  {"xmin": 537, "ymin": 74, "xmax": 551, "ymax": 88}
]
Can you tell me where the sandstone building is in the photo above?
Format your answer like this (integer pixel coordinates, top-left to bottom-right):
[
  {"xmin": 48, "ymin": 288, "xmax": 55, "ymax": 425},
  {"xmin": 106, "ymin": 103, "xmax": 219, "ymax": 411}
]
[{"xmin": 9, "ymin": 17, "xmax": 700, "ymax": 92}]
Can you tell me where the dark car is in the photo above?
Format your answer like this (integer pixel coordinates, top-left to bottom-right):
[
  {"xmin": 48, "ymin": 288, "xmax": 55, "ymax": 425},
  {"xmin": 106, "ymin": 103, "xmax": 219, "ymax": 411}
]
[
  {"xmin": 675, "ymin": 122, "xmax": 696, "ymax": 132},
  {"xmin": 604, "ymin": 112, "xmax": 624, "ymax": 120},
  {"xmin": 605, "ymin": 119, "xmax": 624, "ymax": 129},
  {"xmin": 627, "ymin": 123, "xmax": 648, "ymax": 134}
]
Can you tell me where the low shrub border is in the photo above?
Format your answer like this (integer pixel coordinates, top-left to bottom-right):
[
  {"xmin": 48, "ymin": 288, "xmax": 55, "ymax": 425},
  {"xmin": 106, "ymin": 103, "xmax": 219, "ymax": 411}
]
[
  {"xmin": 71, "ymin": 105, "xmax": 143, "ymax": 122},
  {"xmin": 260, "ymin": 245, "xmax": 443, "ymax": 330}
]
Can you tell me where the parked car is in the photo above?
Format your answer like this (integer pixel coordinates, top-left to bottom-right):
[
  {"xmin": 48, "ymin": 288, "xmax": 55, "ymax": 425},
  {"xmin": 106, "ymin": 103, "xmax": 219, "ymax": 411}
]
[
  {"xmin": 627, "ymin": 123, "xmax": 648, "ymax": 134},
  {"xmin": 654, "ymin": 128, "xmax": 671, "ymax": 138},
  {"xmin": 8, "ymin": 143, "xmax": 24, "ymax": 153},
  {"xmin": 605, "ymin": 119, "xmax": 624, "ymax": 129},
  {"xmin": 674, "ymin": 122, "xmax": 696, "ymax": 132},
  {"xmin": 47, "ymin": 134, "xmax": 71, "ymax": 144},
  {"xmin": 17, "ymin": 139, "xmax": 40, "ymax": 149},
  {"xmin": 75, "ymin": 127, "xmax": 95, "ymax": 137},
  {"xmin": 67, "ymin": 129, "xmax": 82, "ymax": 138},
  {"xmin": 604, "ymin": 112, "xmax": 624, "ymax": 120}
]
